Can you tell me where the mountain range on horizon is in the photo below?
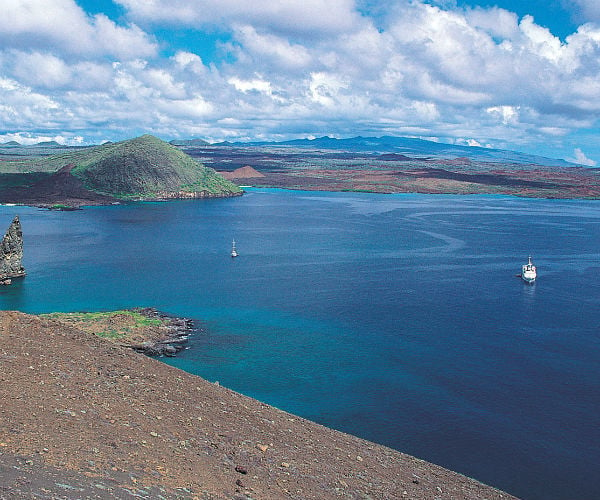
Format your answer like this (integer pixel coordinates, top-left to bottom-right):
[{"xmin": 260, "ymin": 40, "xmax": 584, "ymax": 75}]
[
  {"xmin": 1, "ymin": 134, "xmax": 585, "ymax": 168},
  {"xmin": 210, "ymin": 135, "xmax": 578, "ymax": 168}
]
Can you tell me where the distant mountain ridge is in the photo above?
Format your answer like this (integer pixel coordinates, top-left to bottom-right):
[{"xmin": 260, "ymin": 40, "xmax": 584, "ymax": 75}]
[
  {"xmin": 218, "ymin": 135, "xmax": 574, "ymax": 167},
  {"xmin": 169, "ymin": 138, "xmax": 210, "ymax": 147}
]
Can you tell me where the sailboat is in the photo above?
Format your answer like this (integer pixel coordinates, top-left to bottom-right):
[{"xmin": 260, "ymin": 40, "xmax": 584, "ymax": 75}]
[
  {"xmin": 231, "ymin": 239, "xmax": 238, "ymax": 258},
  {"xmin": 521, "ymin": 256, "xmax": 536, "ymax": 283}
]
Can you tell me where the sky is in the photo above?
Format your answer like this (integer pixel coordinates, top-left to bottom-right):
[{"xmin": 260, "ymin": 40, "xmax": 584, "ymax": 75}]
[{"xmin": 1, "ymin": 0, "xmax": 600, "ymax": 165}]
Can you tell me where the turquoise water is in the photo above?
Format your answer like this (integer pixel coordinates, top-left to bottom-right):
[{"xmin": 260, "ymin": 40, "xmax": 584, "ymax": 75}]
[{"xmin": 1, "ymin": 190, "xmax": 599, "ymax": 500}]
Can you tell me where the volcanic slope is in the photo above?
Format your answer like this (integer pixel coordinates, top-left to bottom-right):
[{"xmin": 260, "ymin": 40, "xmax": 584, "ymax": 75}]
[
  {"xmin": 0, "ymin": 135, "xmax": 242, "ymax": 206},
  {"xmin": 0, "ymin": 311, "xmax": 517, "ymax": 500}
]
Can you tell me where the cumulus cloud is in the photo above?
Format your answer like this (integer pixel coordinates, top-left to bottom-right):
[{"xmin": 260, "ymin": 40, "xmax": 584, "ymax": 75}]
[
  {"xmin": 0, "ymin": 0, "xmax": 599, "ymax": 159},
  {"xmin": 567, "ymin": 147, "xmax": 597, "ymax": 165},
  {"xmin": 228, "ymin": 77, "xmax": 273, "ymax": 95},
  {"xmin": 0, "ymin": 0, "xmax": 156, "ymax": 59},
  {"xmin": 487, "ymin": 106, "xmax": 520, "ymax": 125},
  {"xmin": 454, "ymin": 138, "xmax": 485, "ymax": 147},
  {"xmin": 172, "ymin": 51, "xmax": 206, "ymax": 74},
  {"xmin": 231, "ymin": 25, "xmax": 313, "ymax": 71},
  {"xmin": 11, "ymin": 52, "xmax": 72, "ymax": 88},
  {"xmin": 567, "ymin": 0, "xmax": 600, "ymax": 23},
  {"xmin": 0, "ymin": 77, "xmax": 60, "ymax": 130},
  {"xmin": 115, "ymin": 0, "xmax": 361, "ymax": 36},
  {"xmin": 466, "ymin": 7, "xmax": 519, "ymax": 39}
]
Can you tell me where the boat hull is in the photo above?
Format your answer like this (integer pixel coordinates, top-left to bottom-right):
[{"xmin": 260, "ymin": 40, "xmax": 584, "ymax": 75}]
[
  {"xmin": 521, "ymin": 256, "xmax": 536, "ymax": 283},
  {"xmin": 521, "ymin": 274, "xmax": 536, "ymax": 283}
]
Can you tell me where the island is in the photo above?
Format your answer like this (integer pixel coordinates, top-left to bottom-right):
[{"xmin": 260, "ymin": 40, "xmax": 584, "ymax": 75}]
[{"xmin": 0, "ymin": 135, "xmax": 242, "ymax": 208}]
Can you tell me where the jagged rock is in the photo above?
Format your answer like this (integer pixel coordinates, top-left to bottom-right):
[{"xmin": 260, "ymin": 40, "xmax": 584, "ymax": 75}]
[{"xmin": 0, "ymin": 216, "xmax": 25, "ymax": 284}]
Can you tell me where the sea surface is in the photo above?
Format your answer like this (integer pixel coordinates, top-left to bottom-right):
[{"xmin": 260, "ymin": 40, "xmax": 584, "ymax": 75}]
[{"xmin": 1, "ymin": 189, "xmax": 599, "ymax": 500}]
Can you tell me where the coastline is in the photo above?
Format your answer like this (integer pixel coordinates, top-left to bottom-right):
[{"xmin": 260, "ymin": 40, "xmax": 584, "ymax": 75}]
[
  {"xmin": 2, "ymin": 166, "xmax": 600, "ymax": 209},
  {"xmin": 0, "ymin": 190, "xmax": 244, "ymax": 210},
  {"xmin": 0, "ymin": 310, "xmax": 518, "ymax": 499},
  {"xmin": 41, "ymin": 308, "xmax": 197, "ymax": 357}
]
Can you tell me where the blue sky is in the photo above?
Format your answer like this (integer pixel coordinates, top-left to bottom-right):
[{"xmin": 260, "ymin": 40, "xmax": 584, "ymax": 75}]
[{"xmin": 1, "ymin": 0, "xmax": 600, "ymax": 165}]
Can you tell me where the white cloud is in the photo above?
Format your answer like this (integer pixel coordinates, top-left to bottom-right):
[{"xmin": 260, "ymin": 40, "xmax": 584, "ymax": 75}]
[
  {"xmin": 116, "ymin": 0, "xmax": 361, "ymax": 35},
  {"xmin": 228, "ymin": 77, "xmax": 273, "ymax": 95},
  {"xmin": 157, "ymin": 96, "xmax": 214, "ymax": 118},
  {"xmin": 172, "ymin": 51, "xmax": 205, "ymax": 74},
  {"xmin": 309, "ymin": 72, "xmax": 347, "ymax": 107},
  {"xmin": 466, "ymin": 7, "xmax": 518, "ymax": 39},
  {"xmin": 142, "ymin": 68, "xmax": 187, "ymax": 99},
  {"xmin": 567, "ymin": 0, "xmax": 600, "ymax": 23},
  {"xmin": 231, "ymin": 25, "xmax": 313, "ymax": 70},
  {"xmin": 0, "ymin": 77, "xmax": 60, "ymax": 130},
  {"xmin": 0, "ymin": 0, "xmax": 156, "ymax": 59},
  {"xmin": 11, "ymin": 52, "xmax": 72, "ymax": 88},
  {"xmin": 518, "ymin": 15, "xmax": 566, "ymax": 65},
  {"xmin": 0, "ymin": 0, "xmax": 599, "ymax": 158},
  {"xmin": 455, "ymin": 138, "xmax": 483, "ymax": 147},
  {"xmin": 567, "ymin": 147, "xmax": 597, "ymax": 165},
  {"xmin": 487, "ymin": 106, "xmax": 520, "ymax": 125},
  {"xmin": 92, "ymin": 14, "xmax": 157, "ymax": 60}
]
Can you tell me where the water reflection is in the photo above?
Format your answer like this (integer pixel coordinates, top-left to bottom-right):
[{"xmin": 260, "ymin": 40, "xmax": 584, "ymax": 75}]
[{"xmin": 521, "ymin": 279, "xmax": 536, "ymax": 306}]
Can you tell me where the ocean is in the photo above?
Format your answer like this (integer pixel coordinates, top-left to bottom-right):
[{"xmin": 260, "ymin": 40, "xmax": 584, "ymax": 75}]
[{"xmin": 1, "ymin": 189, "xmax": 599, "ymax": 500}]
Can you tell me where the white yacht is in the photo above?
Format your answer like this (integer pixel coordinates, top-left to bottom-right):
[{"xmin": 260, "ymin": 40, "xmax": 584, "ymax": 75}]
[
  {"xmin": 231, "ymin": 239, "xmax": 238, "ymax": 258},
  {"xmin": 521, "ymin": 256, "xmax": 536, "ymax": 283}
]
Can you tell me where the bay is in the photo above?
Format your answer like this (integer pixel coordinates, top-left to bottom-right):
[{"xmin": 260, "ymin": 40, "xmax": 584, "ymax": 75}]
[{"xmin": 1, "ymin": 189, "xmax": 599, "ymax": 500}]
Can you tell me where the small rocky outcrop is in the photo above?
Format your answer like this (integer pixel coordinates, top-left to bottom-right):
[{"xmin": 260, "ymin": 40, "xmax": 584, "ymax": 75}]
[
  {"xmin": 0, "ymin": 216, "xmax": 25, "ymax": 285},
  {"xmin": 128, "ymin": 308, "xmax": 195, "ymax": 357}
]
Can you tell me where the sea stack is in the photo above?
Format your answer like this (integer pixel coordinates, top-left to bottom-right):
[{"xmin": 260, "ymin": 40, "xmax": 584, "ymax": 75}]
[{"xmin": 0, "ymin": 216, "xmax": 25, "ymax": 285}]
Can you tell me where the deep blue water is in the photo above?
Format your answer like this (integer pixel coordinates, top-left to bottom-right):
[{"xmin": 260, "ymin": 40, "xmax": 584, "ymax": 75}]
[{"xmin": 1, "ymin": 189, "xmax": 599, "ymax": 500}]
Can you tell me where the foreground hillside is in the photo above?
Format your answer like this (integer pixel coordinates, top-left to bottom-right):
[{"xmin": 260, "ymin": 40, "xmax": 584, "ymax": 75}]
[
  {"xmin": 0, "ymin": 135, "xmax": 241, "ymax": 207},
  {"xmin": 0, "ymin": 311, "xmax": 517, "ymax": 499}
]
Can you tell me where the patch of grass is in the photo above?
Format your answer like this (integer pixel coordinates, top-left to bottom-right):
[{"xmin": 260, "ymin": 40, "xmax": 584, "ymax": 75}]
[
  {"xmin": 42, "ymin": 310, "xmax": 165, "ymax": 342},
  {"xmin": 95, "ymin": 328, "xmax": 123, "ymax": 339},
  {"xmin": 46, "ymin": 310, "xmax": 163, "ymax": 325}
]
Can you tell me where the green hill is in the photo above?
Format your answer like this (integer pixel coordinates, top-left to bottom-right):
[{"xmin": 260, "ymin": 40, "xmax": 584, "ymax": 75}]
[{"xmin": 2, "ymin": 135, "xmax": 242, "ymax": 199}]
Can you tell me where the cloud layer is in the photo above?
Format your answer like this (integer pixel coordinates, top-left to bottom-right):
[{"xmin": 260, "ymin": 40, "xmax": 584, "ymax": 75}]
[{"xmin": 1, "ymin": 0, "xmax": 599, "ymax": 163}]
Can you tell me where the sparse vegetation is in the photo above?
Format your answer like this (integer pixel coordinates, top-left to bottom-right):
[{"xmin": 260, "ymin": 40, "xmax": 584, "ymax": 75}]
[
  {"xmin": 42, "ymin": 310, "xmax": 165, "ymax": 341},
  {"xmin": 0, "ymin": 135, "xmax": 242, "ymax": 200},
  {"xmin": 71, "ymin": 135, "xmax": 241, "ymax": 198}
]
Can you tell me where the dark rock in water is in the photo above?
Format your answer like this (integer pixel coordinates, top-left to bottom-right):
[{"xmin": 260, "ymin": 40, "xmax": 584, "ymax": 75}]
[
  {"xmin": 128, "ymin": 307, "xmax": 195, "ymax": 357},
  {"xmin": 0, "ymin": 216, "xmax": 25, "ymax": 284}
]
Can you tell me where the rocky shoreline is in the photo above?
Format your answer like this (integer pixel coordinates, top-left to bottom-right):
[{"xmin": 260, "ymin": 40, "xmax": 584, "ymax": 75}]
[
  {"xmin": 128, "ymin": 307, "xmax": 196, "ymax": 357},
  {"xmin": 40, "ymin": 307, "xmax": 198, "ymax": 358}
]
